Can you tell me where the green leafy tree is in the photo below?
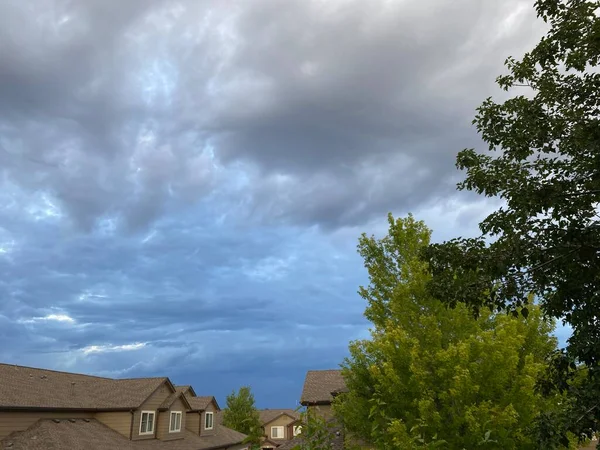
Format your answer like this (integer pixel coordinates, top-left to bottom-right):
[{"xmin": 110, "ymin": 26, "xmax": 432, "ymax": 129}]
[
  {"xmin": 222, "ymin": 386, "xmax": 263, "ymax": 447},
  {"xmin": 334, "ymin": 214, "xmax": 563, "ymax": 449},
  {"xmin": 290, "ymin": 408, "xmax": 341, "ymax": 450},
  {"xmin": 421, "ymin": 0, "xmax": 600, "ymax": 444}
]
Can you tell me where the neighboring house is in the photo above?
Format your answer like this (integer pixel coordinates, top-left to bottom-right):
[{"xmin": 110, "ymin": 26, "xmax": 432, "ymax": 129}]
[
  {"xmin": 258, "ymin": 409, "xmax": 301, "ymax": 448},
  {"xmin": 0, "ymin": 363, "xmax": 248, "ymax": 450},
  {"xmin": 277, "ymin": 369, "xmax": 348, "ymax": 450},
  {"xmin": 299, "ymin": 370, "xmax": 346, "ymax": 419}
]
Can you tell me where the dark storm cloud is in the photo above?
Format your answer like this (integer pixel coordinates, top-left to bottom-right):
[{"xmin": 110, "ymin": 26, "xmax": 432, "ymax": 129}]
[
  {"xmin": 0, "ymin": 0, "xmax": 561, "ymax": 407},
  {"xmin": 0, "ymin": 0, "xmax": 545, "ymax": 230}
]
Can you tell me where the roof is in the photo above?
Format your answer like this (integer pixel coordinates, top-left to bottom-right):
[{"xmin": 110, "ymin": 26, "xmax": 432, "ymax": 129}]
[
  {"xmin": 0, "ymin": 363, "xmax": 168, "ymax": 411},
  {"xmin": 258, "ymin": 409, "xmax": 300, "ymax": 424},
  {"xmin": 260, "ymin": 438, "xmax": 280, "ymax": 448},
  {"xmin": 300, "ymin": 370, "xmax": 346, "ymax": 405},
  {"xmin": 0, "ymin": 418, "xmax": 247, "ymax": 450},
  {"xmin": 187, "ymin": 396, "xmax": 217, "ymax": 411},
  {"xmin": 158, "ymin": 391, "xmax": 192, "ymax": 411},
  {"xmin": 198, "ymin": 412, "xmax": 248, "ymax": 450},
  {"xmin": 175, "ymin": 385, "xmax": 197, "ymax": 397}
]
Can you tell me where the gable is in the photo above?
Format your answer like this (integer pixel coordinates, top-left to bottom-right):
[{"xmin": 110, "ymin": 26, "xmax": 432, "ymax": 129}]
[
  {"xmin": 262, "ymin": 412, "xmax": 298, "ymax": 427},
  {"xmin": 259, "ymin": 409, "xmax": 300, "ymax": 425}
]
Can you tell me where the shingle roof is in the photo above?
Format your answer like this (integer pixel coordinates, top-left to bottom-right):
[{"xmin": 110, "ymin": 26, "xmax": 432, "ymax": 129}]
[
  {"xmin": 1, "ymin": 418, "xmax": 247, "ymax": 450},
  {"xmin": 258, "ymin": 409, "xmax": 300, "ymax": 424},
  {"xmin": 175, "ymin": 385, "xmax": 196, "ymax": 397},
  {"xmin": 186, "ymin": 396, "xmax": 215, "ymax": 411},
  {"xmin": 0, "ymin": 363, "xmax": 167, "ymax": 410},
  {"xmin": 197, "ymin": 412, "xmax": 248, "ymax": 450},
  {"xmin": 300, "ymin": 370, "xmax": 346, "ymax": 405},
  {"xmin": 158, "ymin": 391, "xmax": 192, "ymax": 411}
]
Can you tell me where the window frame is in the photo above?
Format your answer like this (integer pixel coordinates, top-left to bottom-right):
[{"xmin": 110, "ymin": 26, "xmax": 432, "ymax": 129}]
[
  {"xmin": 139, "ymin": 410, "xmax": 155, "ymax": 435},
  {"xmin": 293, "ymin": 425, "xmax": 302, "ymax": 436},
  {"xmin": 169, "ymin": 411, "xmax": 182, "ymax": 433},
  {"xmin": 271, "ymin": 425, "xmax": 284, "ymax": 439},
  {"xmin": 205, "ymin": 411, "xmax": 214, "ymax": 430}
]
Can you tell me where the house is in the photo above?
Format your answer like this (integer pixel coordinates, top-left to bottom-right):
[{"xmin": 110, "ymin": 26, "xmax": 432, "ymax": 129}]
[
  {"xmin": 258, "ymin": 409, "xmax": 301, "ymax": 448},
  {"xmin": 275, "ymin": 370, "xmax": 347, "ymax": 450},
  {"xmin": 0, "ymin": 363, "xmax": 248, "ymax": 450},
  {"xmin": 299, "ymin": 369, "xmax": 346, "ymax": 419}
]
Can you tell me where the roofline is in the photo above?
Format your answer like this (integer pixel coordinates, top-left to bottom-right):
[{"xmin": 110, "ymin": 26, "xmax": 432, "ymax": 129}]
[
  {"xmin": 135, "ymin": 378, "xmax": 173, "ymax": 409},
  {"xmin": 157, "ymin": 391, "xmax": 193, "ymax": 411},
  {"xmin": 262, "ymin": 412, "xmax": 299, "ymax": 425},
  {"xmin": 0, "ymin": 363, "xmax": 112, "ymax": 380},
  {"xmin": 300, "ymin": 400, "xmax": 332, "ymax": 406},
  {"xmin": 0, "ymin": 406, "xmax": 135, "ymax": 412},
  {"xmin": 201, "ymin": 440, "xmax": 246, "ymax": 450},
  {"xmin": 186, "ymin": 385, "xmax": 197, "ymax": 397}
]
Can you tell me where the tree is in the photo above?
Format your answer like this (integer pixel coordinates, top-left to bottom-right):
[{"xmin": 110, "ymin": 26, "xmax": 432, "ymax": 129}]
[
  {"xmin": 222, "ymin": 386, "xmax": 263, "ymax": 447},
  {"xmin": 421, "ymin": 0, "xmax": 600, "ymax": 444},
  {"xmin": 290, "ymin": 409, "xmax": 342, "ymax": 450},
  {"xmin": 334, "ymin": 215, "xmax": 565, "ymax": 449}
]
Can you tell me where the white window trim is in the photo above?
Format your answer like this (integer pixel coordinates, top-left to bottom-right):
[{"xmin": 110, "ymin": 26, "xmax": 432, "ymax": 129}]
[
  {"xmin": 169, "ymin": 411, "xmax": 182, "ymax": 433},
  {"xmin": 139, "ymin": 411, "xmax": 155, "ymax": 435},
  {"xmin": 205, "ymin": 411, "xmax": 214, "ymax": 430},
  {"xmin": 293, "ymin": 425, "xmax": 302, "ymax": 436},
  {"xmin": 271, "ymin": 425, "xmax": 284, "ymax": 439}
]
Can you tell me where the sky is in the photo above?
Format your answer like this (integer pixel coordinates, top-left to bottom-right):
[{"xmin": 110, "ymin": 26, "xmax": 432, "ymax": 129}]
[{"xmin": 0, "ymin": 0, "xmax": 570, "ymax": 408}]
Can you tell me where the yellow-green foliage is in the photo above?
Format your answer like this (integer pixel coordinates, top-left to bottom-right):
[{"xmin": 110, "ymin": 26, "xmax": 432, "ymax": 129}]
[{"xmin": 334, "ymin": 215, "xmax": 561, "ymax": 449}]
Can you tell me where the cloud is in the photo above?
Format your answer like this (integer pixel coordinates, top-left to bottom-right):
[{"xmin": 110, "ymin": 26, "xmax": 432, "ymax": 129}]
[
  {"xmin": 82, "ymin": 342, "xmax": 147, "ymax": 355},
  {"xmin": 0, "ymin": 0, "xmax": 565, "ymax": 408},
  {"xmin": 20, "ymin": 314, "xmax": 76, "ymax": 325},
  {"xmin": 0, "ymin": 0, "xmax": 547, "ymax": 231}
]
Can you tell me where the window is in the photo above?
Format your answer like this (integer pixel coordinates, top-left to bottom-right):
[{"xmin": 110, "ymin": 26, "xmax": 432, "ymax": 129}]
[
  {"xmin": 205, "ymin": 411, "xmax": 214, "ymax": 430},
  {"xmin": 293, "ymin": 425, "xmax": 302, "ymax": 436},
  {"xmin": 271, "ymin": 426, "xmax": 284, "ymax": 439},
  {"xmin": 169, "ymin": 411, "xmax": 182, "ymax": 433},
  {"xmin": 139, "ymin": 411, "xmax": 155, "ymax": 435}
]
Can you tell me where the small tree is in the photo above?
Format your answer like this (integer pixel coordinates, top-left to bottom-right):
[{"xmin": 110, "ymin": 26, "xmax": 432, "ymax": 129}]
[
  {"xmin": 335, "ymin": 215, "xmax": 563, "ymax": 449},
  {"xmin": 222, "ymin": 386, "xmax": 263, "ymax": 447}
]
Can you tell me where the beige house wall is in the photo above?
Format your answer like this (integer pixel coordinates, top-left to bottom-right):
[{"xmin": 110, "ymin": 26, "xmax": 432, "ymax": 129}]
[
  {"xmin": 156, "ymin": 397, "xmax": 186, "ymax": 441},
  {"xmin": 0, "ymin": 411, "xmax": 94, "ymax": 439},
  {"xmin": 95, "ymin": 411, "xmax": 131, "ymax": 437},
  {"xmin": 132, "ymin": 381, "xmax": 171, "ymax": 441},
  {"xmin": 264, "ymin": 414, "xmax": 296, "ymax": 441}
]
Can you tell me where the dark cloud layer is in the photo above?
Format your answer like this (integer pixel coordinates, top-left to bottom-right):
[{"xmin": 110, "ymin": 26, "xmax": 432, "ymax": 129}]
[
  {"xmin": 0, "ymin": 0, "xmax": 545, "ymax": 230},
  {"xmin": 0, "ymin": 0, "xmax": 555, "ymax": 407}
]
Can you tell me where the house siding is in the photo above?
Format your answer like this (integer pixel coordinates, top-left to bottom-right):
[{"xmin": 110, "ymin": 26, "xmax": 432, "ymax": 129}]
[
  {"xmin": 186, "ymin": 411, "xmax": 200, "ymax": 434},
  {"xmin": 0, "ymin": 411, "xmax": 94, "ymax": 439},
  {"xmin": 264, "ymin": 415, "xmax": 296, "ymax": 441},
  {"xmin": 157, "ymin": 397, "xmax": 186, "ymax": 441},
  {"xmin": 200, "ymin": 401, "xmax": 217, "ymax": 436},
  {"xmin": 132, "ymin": 382, "xmax": 172, "ymax": 441},
  {"xmin": 95, "ymin": 411, "xmax": 131, "ymax": 438}
]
